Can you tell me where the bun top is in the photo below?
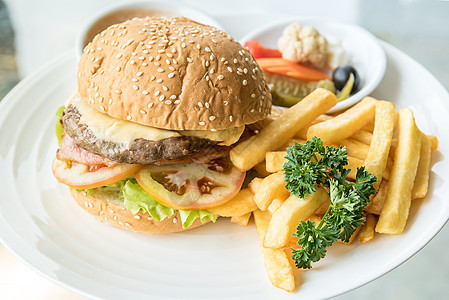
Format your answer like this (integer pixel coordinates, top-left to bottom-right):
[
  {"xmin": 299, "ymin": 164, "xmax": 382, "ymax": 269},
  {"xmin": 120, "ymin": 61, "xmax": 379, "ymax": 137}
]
[{"xmin": 78, "ymin": 17, "xmax": 271, "ymax": 131}]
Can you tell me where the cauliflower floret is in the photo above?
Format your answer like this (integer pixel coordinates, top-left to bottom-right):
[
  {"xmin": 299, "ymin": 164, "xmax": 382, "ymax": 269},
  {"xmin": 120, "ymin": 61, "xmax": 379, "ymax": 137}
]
[{"xmin": 278, "ymin": 23, "xmax": 328, "ymax": 68}]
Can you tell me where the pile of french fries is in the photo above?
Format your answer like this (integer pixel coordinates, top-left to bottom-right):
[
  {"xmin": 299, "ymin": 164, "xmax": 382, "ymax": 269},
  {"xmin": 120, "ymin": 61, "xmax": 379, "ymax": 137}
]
[{"xmin": 209, "ymin": 88, "xmax": 438, "ymax": 292}]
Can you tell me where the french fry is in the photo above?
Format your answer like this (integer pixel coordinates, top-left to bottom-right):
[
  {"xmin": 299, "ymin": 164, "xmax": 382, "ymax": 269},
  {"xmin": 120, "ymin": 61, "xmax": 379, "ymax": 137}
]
[
  {"xmin": 307, "ymin": 97, "xmax": 377, "ymax": 144},
  {"xmin": 267, "ymin": 198, "xmax": 287, "ymax": 215},
  {"xmin": 253, "ymin": 172, "xmax": 290, "ymax": 211},
  {"xmin": 208, "ymin": 189, "xmax": 258, "ymax": 217},
  {"xmin": 358, "ymin": 214, "xmax": 377, "ymax": 243},
  {"xmin": 350, "ymin": 129, "xmax": 373, "ymax": 145},
  {"xmin": 266, "ymin": 151, "xmax": 287, "ymax": 173},
  {"xmin": 366, "ymin": 180, "xmax": 388, "ymax": 215},
  {"xmin": 253, "ymin": 210, "xmax": 296, "ymax": 292},
  {"xmin": 264, "ymin": 187, "xmax": 329, "ymax": 249},
  {"xmin": 294, "ymin": 114, "xmax": 333, "ymax": 140},
  {"xmin": 412, "ymin": 134, "xmax": 432, "ymax": 199},
  {"xmin": 376, "ymin": 108, "xmax": 422, "ymax": 234},
  {"xmin": 428, "ymin": 135, "xmax": 438, "ymax": 151},
  {"xmin": 230, "ymin": 212, "xmax": 252, "ymax": 226},
  {"xmin": 248, "ymin": 177, "xmax": 263, "ymax": 194},
  {"xmin": 314, "ymin": 198, "xmax": 330, "ymax": 215},
  {"xmin": 347, "ymin": 157, "xmax": 390, "ymax": 181},
  {"xmin": 364, "ymin": 101, "xmax": 395, "ymax": 189},
  {"xmin": 230, "ymin": 89, "xmax": 337, "ymax": 171},
  {"xmin": 337, "ymin": 138, "xmax": 370, "ymax": 160},
  {"xmin": 253, "ymin": 161, "xmax": 271, "ymax": 177}
]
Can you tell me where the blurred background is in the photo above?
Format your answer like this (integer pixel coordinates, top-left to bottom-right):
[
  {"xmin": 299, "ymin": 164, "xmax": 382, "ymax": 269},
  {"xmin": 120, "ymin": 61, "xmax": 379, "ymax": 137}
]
[{"xmin": 0, "ymin": 0, "xmax": 448, "ymax": 299}]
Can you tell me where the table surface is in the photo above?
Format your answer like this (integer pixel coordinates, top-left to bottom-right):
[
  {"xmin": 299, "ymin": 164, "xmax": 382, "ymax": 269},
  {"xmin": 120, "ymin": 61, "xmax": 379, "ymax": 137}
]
[{"xmin": 1, "ymin": 0, "xmax": 449, "ymax": 299}]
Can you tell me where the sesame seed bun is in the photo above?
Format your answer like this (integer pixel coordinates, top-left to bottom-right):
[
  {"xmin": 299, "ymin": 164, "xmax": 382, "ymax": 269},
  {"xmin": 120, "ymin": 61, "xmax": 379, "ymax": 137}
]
[
  {"xmin": 77, "ymin": 16, "xmax": 271, "ymax": 131},
  {"xmin": 71, "ymin": 189, "xmax": 208, "ymax": 234}
]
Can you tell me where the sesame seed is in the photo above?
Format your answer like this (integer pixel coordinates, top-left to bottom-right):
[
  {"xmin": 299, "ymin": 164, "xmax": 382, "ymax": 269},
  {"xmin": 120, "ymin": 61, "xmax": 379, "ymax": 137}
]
[
  {"xmin": 154, "ymin": 62, "xmax": 160, "ymax": 66},
  {"xmin": 243, "ymin": 80, "xmax": 247, "ymax": 85},
  {"xmin": 142, "ymin": 90, "xmax": 149, "ymax": 95},
  {"xmin": 157, "ymin": 68, "xmax": 164, "ymax": 73},
  {"xmin": 148, "ymin": 56, "xmax": 154, "ymax": 61},
  {"xmin": 142, "ymin": 62, "xmax": 148, "ymax": 67},
  {"xmin": 205, "ymin": 47, "xmax": 211, "ymax": 52},
  {"xmin": 250, "ymin": 108, "xmax": 255, "ymax": 113},
  {"xmin": 116, "ymin": 54, "xmax": 122, "ymax": 58},
  {"xmin": 227, "ymin": 67, "xmax": 233, "ymax": 72},
  {"xmin": 132, "ymin": 85, "xmax": 139, "ymax": 90},
  {"xmin": 251, "ymin": 93, "xmax": 256, "ymax": 98},
  {"xmin": 173, "ymin": 217, "xmax": 177, "ymax": 224},
  {"xmin": 196, "ymin": 44, "xmax": 201, "ymax": 49},
  {"xmin": 140, "ymin": 109, "xmax": 147, "ymax": 114},
  {"xmin": 131, "ymin": 52, "xmax": 136, "ymax": 56},
  {"xmin": 156, "ymin": 55, "xmax": 161, "ymax": 61},
  {"xmin": 165, "ymin": 100, "xmax": 172, "ymax": 105},
  {"xmin": 148, "ymin": 103, "xmax": 154, "ymax": 108},
  {"xmin": 99, "ymin": 97, "xmax": 103, "ymax": 103},
  {"xmin": 199, "ymin": 121, "xmax": 206, "ymax": 126},
  {"xmin": 109, "ymin": 99, "xmax": 113, "ymax": 104},
  {"xmin": 224, "ymin": 101, "xmax": 229, "ymax": 105},
  {"xmin": 205, "ymin": 102, "xmax": 210, "ymax": 108},
  {"xmin": 143, "ymin": 50, "xmax": 149, "ymax": 54},
  {"xmin": 187, "ymin": 57, "xmax": 193, "ymax": 63},
  {"xmin": 198, "ymin": 102, "xmax": 203, "ymax": 108},
  {"xmin": 234, "ymin": 59, "xmax": 238, "ymax": 64},
  {"xmin": 244, "ymin": 68, "xmax": 248, "ymax": 74},
  {"xmin": 156, "ymin": 79, "xmax": 163, "ymax": 83},
  {"xmin": 218, "ymin": 75, "xmax": 224, "ymax": 80},
  {"xmin": 99, "ymin": 106, "xmax": 105, "ymax": 112},
  {"xmin": 174, "ymin": 100, "xmax": 180, "ymax": 104},
  {"xmin": 132, "ymin": 78, "xmax": 138, "ymax": 82},
  {"xmin": 138, "ymin": 56, "xmax": 145, "ymax": 60},
  {"xmin": 115, "ymin": 89, "xmax": 122, "ymax": 94},
  {"xmin": 110, "ymin": 210, "xmax": 114, "ymax": 214},
  {"xmin": 229, "ymin": 115, "xmax": 233, "ymax": 122},
  {"xmin": 169, "ymin": 66, "xmax": 175, "ymax": 71},
  {"xmin": 130, "ymin": 60, "xmax": 135, "ymax": 65},
  {"xmin": 168, "ymin": 72, "xmax": 175, "ymax": 78},
  {"xmin": 181, "ymin": 43, "xmax": 186, "ymax": 48},
  {"xmin": 127, "ymin": 115, "xmax": 131, "ymax": 120},
  {"xmin": 158, "ymin": 49, "xmax": 165, "ymax": 54},
  {"xmin": 210, "ymin": 68, "xmax": 215, "ymax": 74},
  {"xmin": 162, "ymin": 85, "xmax": 168, "ymax": 91},
  {"xmin": 170, "ymin": 95, "xmax": 176, "ymax": 100},
  {"xmin": 166, "ymin": 59, "xmax": 171, "ymax": 64},
  {"xmin": 159, "ymin": 95, "xmax": 165, "ymax": 101},
  {"xmin": 136, "ymin": 71, "xmax": 143, "ymax": 76},
  {"xmin": 167, "ymin": 53, "xmax": 173, "ymax": 58},
  {"xmin": 209, "ymin": 116, "xmax": 216, "ymax": 121},
  {"xmin": 211, "ymin": 128, "xmax": 217, "ymax": 132},
  {"xmin": 118, "ymin": 221, "xmax": 123, "ymax": 225},
  {"xmin": 205, "ymin": 61, "xmax": 210, "ymax": 67},
  {"xmin": 116, "ymin": 66, "xmax": 121, "ymax": 71}
]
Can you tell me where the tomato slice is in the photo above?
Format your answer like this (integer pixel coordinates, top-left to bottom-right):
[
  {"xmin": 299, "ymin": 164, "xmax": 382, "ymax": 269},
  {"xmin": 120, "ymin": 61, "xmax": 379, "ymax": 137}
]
[
  {"xmin": 135, "ymin": 158, "xmax": 245, "ymax": 210},
  {"xmin": 52, "ymin": 158, "xmax": 142, "ymax": 189}
]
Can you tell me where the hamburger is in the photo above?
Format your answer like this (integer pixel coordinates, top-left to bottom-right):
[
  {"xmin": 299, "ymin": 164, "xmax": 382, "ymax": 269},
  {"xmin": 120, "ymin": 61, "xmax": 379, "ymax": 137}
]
[{"xmin": 52, "ymin": 16, "xmax": 272, "ymax": 234}]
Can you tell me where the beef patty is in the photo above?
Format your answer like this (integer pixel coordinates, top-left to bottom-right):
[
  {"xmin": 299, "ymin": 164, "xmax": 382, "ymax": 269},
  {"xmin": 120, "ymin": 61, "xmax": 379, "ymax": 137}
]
[{"xmin": 62, "ymin": 105, "xmax": 230, "ymax": 165}]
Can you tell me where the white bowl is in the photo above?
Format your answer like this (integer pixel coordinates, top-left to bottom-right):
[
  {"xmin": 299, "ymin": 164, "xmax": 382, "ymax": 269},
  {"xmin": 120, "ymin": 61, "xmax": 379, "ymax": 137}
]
[
  {"xmin": 239, "ymin": 17, "xmax": 387, "ymax": 113},
  {"xmin": 75, "ymin": 0, "xmax": 222, "ymax": 60}
]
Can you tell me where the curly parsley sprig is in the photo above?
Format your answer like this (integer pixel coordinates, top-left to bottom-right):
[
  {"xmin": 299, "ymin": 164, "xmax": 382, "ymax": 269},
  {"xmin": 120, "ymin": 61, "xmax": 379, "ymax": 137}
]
[{"xmin": 284, "ymin": 137, "xmax": 376, "ymax": 269}]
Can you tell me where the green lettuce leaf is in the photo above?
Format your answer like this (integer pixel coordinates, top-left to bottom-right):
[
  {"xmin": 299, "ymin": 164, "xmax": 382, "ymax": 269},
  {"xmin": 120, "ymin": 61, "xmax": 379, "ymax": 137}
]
[
  {"xmin": 120, "ymin": 179, "xmax": 217, "ymax": 228},
  {"xmin": 178, "ymin": 209, "xmax": 217, "ymax": 229},
  {"xmin": 122, "ymin": 180, "xmax": 174, "ymax": 222},
  {"xmin": 55, "ymin": 105, "xmax": 65, "ymax": 145}
]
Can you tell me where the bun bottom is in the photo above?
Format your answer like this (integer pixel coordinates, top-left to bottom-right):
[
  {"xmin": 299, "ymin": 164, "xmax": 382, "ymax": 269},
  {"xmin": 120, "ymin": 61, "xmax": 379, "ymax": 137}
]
[{"xmin": 70, "ymin": 189, "xmax": 207, "ymax": 234}]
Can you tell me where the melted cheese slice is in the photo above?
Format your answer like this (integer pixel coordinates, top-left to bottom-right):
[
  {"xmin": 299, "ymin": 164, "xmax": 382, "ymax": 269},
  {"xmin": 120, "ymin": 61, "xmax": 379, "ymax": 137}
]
[{"xmin": 68, "ymin": 94, "xmax": 244, "ymax": 146}]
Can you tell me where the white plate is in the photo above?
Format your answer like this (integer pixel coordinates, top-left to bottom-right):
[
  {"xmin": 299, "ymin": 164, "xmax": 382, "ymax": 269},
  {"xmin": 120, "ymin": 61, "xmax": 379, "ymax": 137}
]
[
  {"xmin": 239, "ymin": 18, "xmax": 386, "ymax": 113},
  {"xmin": 0, "ymin": 42, "xmax": 448, "ymax": 299}
]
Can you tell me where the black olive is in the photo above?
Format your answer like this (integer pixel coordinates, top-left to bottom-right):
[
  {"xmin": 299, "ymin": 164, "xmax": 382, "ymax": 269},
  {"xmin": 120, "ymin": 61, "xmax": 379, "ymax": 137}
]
[{"xmin": 332, "ymin": 65, "xmax": 360, "ymax": 92}]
